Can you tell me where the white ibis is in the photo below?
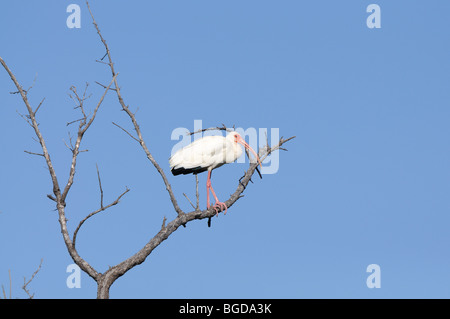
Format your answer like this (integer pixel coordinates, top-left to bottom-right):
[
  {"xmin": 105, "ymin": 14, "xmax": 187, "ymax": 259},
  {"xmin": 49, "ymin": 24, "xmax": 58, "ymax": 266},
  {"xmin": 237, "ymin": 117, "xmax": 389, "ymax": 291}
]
[{"xmin": 169, "ymin": 131, "xmax": 262, "ymax": 215}]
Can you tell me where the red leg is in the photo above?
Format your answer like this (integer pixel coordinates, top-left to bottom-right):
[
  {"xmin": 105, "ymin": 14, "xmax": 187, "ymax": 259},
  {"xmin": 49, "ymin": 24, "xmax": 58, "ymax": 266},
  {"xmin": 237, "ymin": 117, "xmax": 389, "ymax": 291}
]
[
  {"xmin": 209, "ymin": 184, "xmax": 228, "ymax": 215},
  {"xmin": 206, "ymin": 170, "xmax": 211, "ymax": 210},
  {"xmin": 206, "ymin": 170, "xmax": 227, "ymax": 216}
]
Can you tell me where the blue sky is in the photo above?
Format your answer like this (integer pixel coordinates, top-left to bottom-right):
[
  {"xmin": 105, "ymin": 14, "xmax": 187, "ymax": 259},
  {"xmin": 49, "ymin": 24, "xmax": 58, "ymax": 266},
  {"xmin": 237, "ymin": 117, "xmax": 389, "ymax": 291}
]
[{"xmin": 1, "ymin": 1, "xmax": 450, "ymax": 298}]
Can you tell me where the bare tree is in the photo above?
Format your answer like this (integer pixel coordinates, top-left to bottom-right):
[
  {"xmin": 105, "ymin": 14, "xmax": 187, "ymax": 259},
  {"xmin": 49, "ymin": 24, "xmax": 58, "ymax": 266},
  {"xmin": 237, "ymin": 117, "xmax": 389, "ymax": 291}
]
[{"xmin": 0, "ymin": 1, "xmax": 295, "ymax": 299}]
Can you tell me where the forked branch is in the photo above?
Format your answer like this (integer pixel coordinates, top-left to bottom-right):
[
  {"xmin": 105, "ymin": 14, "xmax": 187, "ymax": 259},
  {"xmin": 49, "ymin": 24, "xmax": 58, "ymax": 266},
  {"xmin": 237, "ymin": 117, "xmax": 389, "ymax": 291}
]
[
  {"xmin": 86, "ymin": 1, "xmax": 183, "ymax": 217},
  {"xmin": 22, "ymin": 259, "xmax": 43, "ymax": 299},
  {"xmin": 0, "ymin": 54, "xmax": 121, "ymax": 284}
]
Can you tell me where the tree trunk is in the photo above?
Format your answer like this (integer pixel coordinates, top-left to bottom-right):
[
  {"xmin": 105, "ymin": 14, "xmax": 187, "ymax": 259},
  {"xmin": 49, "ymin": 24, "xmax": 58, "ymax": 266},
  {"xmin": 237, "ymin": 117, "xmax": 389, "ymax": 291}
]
[
  {"xmin": 96, "ymin": 273, "xmax": 115, "ymax": 299},
  {"xmin": 97, "ymin": 284, "xmax": 109, "ymax": 299}
]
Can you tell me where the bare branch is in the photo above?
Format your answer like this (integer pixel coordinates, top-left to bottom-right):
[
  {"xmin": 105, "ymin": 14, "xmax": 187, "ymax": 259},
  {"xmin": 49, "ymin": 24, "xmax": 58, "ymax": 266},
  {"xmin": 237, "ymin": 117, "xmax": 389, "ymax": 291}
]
[
  {"xmin": 95, "ymin": 59, "xmax": 111, "ymax": 66},
  {"xmin": 33, "ymin": 97, "xmax": 45, "ymax": 116},
  {"xmin": 1, "ymin": 55, "xmax": 100, "ymax": 282},
  {"xmin": 69, "ymin": 85, "xmax": 87, "ymax": 118},
  {"xmin": 0, "ymin": 56, "xmax": 63, "ymax": 201},
  {"xmin": 112, "ymin": 121, "xmax": 139, "ymax": 142},
  {"xmin": 16, "ymin": 110, "xmax": 33, "ymax": 127},
  {"xmin": 95, "ymin": 80, "xmax": 117, "ymax": 91},
  {"xmin": 195, "ymin": 174, "xmax": 199, "ymax": 210},
  {"xmin": 26, "ymin": 73, "xmax": 38, "ymax": 93},
  {"xmin": 63, "ymin": 139, "xmax": 74, "ymax": 152},
  {"xmin": 96, "ymin": 164, "xmax": 104, "ymax": 208},
  {"xmin": 61, "ymin": 73, "xmax": 118, "ymax": 203},
  {"xmin": 1, "ymin": 283, "xmax": 6, "ymax": 299},
  {"xmin": 22, "ymin": 259, "xmax": 43, "ymax": 299},
  {"xmin": 263, "ymin": 136, "xmax": 296, "ymax": 158},
  {"xmin": 245, "ymin": 148, "xmax": 262, "ymax": 179},
  {"xmin": 187, "ymin": 123, "xmax": 235, "ymax": 136},
  {"xmin": 183, "ymin": 193, "xmax": 196, "ymax": 210},
  {"xmin": 24, "ymin": 150, "xmax": 45, "ymax": 157},
  {"xmin": 66, "ymin": 117, "xmax": 85, "ymax": 127},
  {"xmin": 73, "ymin": 187, "xmax": 130, "ymax": 247},
  {"xmin": 86, "ymin": 2, "xmax": 183, "ymax": 217}
]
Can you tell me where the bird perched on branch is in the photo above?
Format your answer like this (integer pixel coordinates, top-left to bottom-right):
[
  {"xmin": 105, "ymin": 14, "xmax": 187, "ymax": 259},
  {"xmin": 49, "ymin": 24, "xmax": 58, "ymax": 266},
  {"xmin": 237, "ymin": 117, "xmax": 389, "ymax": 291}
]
[{"xmin": 170, "ymin": 131, "xmax": 262, "ymax": 215}]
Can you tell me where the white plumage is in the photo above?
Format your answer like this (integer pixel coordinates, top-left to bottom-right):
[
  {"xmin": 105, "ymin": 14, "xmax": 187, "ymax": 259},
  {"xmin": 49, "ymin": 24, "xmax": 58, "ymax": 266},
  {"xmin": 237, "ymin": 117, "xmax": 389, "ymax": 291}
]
[
  {"xmin": 169, "ymin": 131, "xmax": 261, "ymax": 215},
  {"xmin": 170, "ymin": 133, "xmax": 242, "ymax": 175}
]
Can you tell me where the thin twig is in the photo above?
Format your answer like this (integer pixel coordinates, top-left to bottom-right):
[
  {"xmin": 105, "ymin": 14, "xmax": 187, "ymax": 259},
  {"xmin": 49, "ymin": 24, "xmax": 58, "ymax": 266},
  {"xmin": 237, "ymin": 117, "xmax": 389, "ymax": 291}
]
[
  {"xmin": 244, "ymin": 148, "xmax": 262, "ymax": 179},
  {"xmin": 66, "ymin": 117, "xmax": 84, "ymax": 127},
  {"xmin": 195, "ymin": 175, "xmax": 199, "ymax": 210},
  {"xmin": 112, "ymin": 122, "xmax": 139, "ymax": 142},
  {"xmin": 22, "ymin": 259, "xmax": 43, "ymax": 299},
  {"xmin": 24, "ymin": 150, "xmax": 44, "ymax": 157},
  {"xmin": 95, "ymin": 80, "xmax": 117, "ymax": 91},
  {"xmin": 95, "ymin": 59, "xmax": 111, "ymax": 65},
  {"xmin": 69, "ymin": 86, "xmax": 87, "ymax": 118},
  {"xmin": 63, "ymin": 139, "xmax": 74, "ymax": 152},
  {"xmin": 73, "ymin": 187, "xmax": 130, "ymax": 247},
  {"xmin": 33, "ymin": 97, "xmax": 45, "ymax": 116},
  {"xmin": 187, "ymin": 123, "xmax": 235, "ymax": 136},
  {"xmin": 26, "ymin": 73, "xmax": 38, "ymax": 93},
  {"xmin": 16, "ymin": 110, "xmax": 32, "ymax": 126},
  {"xmin": 96, "ymin": 164, "xmax": 104, "ymax": 209},
  {"xmin": 1, "ymin": 283, "xmax": 6, "ymax": 299},
  {"xmin": 183, "ymin": 193, "xmax": 196, "ymax": 210}
]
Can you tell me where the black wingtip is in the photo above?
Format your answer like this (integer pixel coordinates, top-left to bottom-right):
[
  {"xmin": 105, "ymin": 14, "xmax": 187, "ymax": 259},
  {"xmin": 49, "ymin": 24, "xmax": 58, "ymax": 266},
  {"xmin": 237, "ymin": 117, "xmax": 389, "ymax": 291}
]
[{"xmin": 171, "ymin": 166, "xmax": 208, "ymax": 176}]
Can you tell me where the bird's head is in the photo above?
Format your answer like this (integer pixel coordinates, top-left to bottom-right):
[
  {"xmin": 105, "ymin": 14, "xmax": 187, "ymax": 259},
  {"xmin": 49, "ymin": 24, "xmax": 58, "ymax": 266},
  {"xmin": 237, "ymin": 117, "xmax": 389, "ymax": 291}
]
[{"xmin": 227, "ymin": 132, "xmax": 262, "ymax": 168}]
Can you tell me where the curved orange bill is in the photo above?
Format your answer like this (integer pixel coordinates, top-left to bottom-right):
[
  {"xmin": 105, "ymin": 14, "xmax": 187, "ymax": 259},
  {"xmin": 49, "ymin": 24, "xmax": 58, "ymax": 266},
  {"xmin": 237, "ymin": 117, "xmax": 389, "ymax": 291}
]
[{"xmin": 237, "ymin": 136, "xmax": 262, "ymax": 168}]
